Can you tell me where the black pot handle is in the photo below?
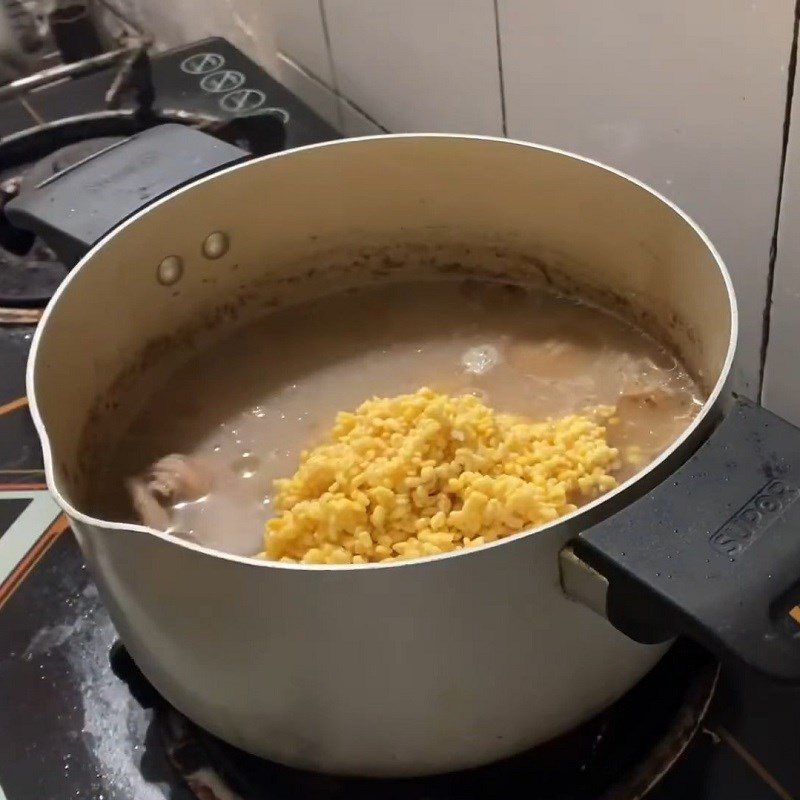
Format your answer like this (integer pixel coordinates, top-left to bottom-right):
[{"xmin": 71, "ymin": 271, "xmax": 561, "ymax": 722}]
[
  {"xmin": 5, "ymin": 123, "xmax": 249, "ymax": 266},
  {"xmin": 561, "ymin": 397, "xmax": 800, "ymax": 682}
]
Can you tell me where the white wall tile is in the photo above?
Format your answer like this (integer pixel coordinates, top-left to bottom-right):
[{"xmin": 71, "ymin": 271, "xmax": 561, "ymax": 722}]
[
  {"xmin": 275, "ymin": 53, "xmax": 340, "ymax": 129},
  {"xmin": 499, "ymin": 0, "xmax": 794, "ymax": 397},
  {"xmin": 272, "ymin": 0, "xmax": 333, "ymax": 86},
  {"xmin": 324, "ymin": 0, "xmax": 504, "ymax": 135},
  {"xmin": 762, "ymin": 76, "xmax": 800, "ymax": 423}
]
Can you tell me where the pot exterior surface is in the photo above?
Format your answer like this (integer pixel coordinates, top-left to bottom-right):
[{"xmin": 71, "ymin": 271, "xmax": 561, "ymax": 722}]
[
  {"xmin": 29, "ymin": 135, "xmax": 735, "ymax": 775},
  {"xmin": 73, "ymin": 515, "xmax": 668, "ymax": 775}
]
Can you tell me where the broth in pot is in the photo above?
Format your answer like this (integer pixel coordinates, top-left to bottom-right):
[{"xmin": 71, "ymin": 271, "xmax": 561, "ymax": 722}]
[{"xmin": 96, "ymin": 279, "xmax": 703, "ymax": 557}]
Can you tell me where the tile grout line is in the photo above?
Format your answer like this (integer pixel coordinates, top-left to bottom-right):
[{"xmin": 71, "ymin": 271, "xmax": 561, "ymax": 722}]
[
  {"xmin": 758, "ymin": 0, "xmax": 800, "ymax": 403},
  {"xmin": 492, "ymin": 0, "xmax": 508, "ymax": 137},
  {"xmin": 276, "ymin": 52, "xmax": 389, "ymax": 134},
  {"xmin": 317, "ymin": 0, "xmax": 344, "ymax": 134},
  {"xmin": 276, "ymin": 52, "xmax": 331, "ymax": 93},
  {"xmin": 314, "ymin": 1, "xmax": 390, "ymax": 134},
  {"xmin": 338, "ymin": 94, "xmax": 390, "ymax": 134},
  {"xmin": 714, "ymin": 726, "xmax": 796, "ymax": 800}
]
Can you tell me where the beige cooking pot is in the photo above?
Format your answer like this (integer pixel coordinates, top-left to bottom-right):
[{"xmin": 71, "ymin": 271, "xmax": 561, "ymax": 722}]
[{"xmin": 11, "ymin": 130, "xmax": 800, "ymax": 777}]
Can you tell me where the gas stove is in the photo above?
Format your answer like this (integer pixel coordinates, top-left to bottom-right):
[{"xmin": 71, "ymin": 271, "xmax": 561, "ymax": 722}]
[
  {"xmin": 0, "ymin": 37, "xmax": 798, "ymax": 800},
  {"xmin": 0, "ymin": 36, "xmax": 333, "ymax": 311}
]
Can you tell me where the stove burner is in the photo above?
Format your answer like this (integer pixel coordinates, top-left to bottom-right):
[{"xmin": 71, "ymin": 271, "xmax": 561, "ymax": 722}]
[{"xmin": 110, "ymin": 640, "xmax": 718, "ymax": 800}]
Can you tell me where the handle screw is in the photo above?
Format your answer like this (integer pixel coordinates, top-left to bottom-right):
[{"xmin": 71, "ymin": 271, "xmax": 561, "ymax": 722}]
[
  {"xmin": 202, "ymin": 231, "xmax": 229, "ymax": 259},
  {"xmin": 157, "ymin": 255, "xmax": 183, "ymax": 285}
]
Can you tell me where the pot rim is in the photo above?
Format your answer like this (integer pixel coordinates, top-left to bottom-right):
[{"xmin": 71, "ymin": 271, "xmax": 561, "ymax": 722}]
[{"xmin": 26, "ymin": 132, "xmax": 738, "ymax": 572}]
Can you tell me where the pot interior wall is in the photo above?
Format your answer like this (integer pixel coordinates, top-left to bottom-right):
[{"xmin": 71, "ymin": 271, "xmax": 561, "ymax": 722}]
[{"xmin": 28, "ymin": 136, "xmax": 734, "ymax": 510}]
